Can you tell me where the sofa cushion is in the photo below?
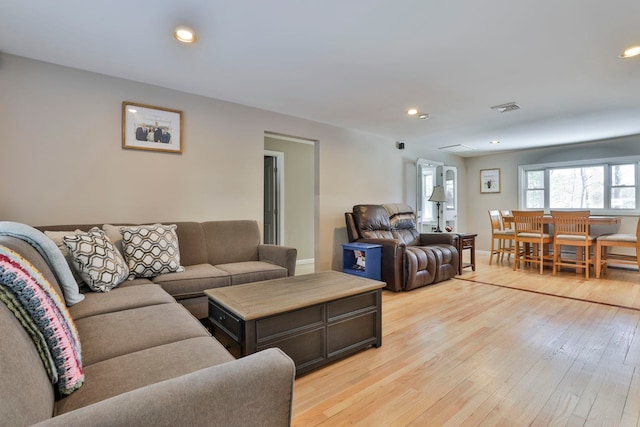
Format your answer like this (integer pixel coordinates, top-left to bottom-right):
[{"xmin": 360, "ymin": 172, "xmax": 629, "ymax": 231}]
[
  {"xmin": 116, "ymin": 277, "xmax": 154, "ymax": 288},
  {"xmin": 216, "ymin": 261, "xmax": 288, "ymax": 285},
  {"xmin": 69, "ymin": 284, "xmax": 176, "ymax": 320},
  {"xmin": 172, "ymin": 222, "xmax": 208, "ymax": 266},
  {"xmin": 120, "ymin": 224, "xmax": 185, "ymax": 279},
  {"xmin": 63, "ymin": 228, "xmax": 129, "ymax": 292},
  {"xmin": 202, "ymin": 220, "xmax": 260, "ymax": 265},
  {"xmin": 404, "ymin": 247, "xmax": 437, "ymax": 291},
  {"xmin": 353, "ymin": 205, "xmax": 392, "ymax": 232},
  {"xmin": 54, "ymin": 337, "xmax": 234, "ymax": 415},
  {"xmin": 383, "ymin": 203, "xmax": 417, "ymax": 230},
  {"xmin": 152, "ymin": 263, "xmax": 230, "ymax": 298},
  {"xmin": 101, "ymin": 224, "xmax": 134, "ymax": 256},
  {"xmin": 393, "ymin": 229, "xmax": 420, "ymax": 246},
  {"xmin": 75, "ymin": 303, "xmax": 209, "ymax": 366}
]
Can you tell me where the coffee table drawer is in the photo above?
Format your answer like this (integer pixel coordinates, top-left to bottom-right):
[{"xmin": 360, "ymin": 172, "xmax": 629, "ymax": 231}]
[
  {"xmin": 209, "ymin": 301, "xmax": 242, "ymax": 341},
  {"xmin": 257, "ymin": 305, "xmax": 324, "ymax": 342},
  {"xmin": 327, "ymin": 291, "xmax": 377, "ymax": 321}
]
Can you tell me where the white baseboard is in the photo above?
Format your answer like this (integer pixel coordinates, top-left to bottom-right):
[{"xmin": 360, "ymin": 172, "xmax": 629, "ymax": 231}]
[{"xmin": 297, "ymin": 258, "xmax": 314, "ymax": 265}]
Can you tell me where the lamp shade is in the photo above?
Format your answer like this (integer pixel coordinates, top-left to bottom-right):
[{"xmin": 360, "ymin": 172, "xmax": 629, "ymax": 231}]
[{"xmin": 428, "ymin": 185, "xmax": 447, "ymax": 203}]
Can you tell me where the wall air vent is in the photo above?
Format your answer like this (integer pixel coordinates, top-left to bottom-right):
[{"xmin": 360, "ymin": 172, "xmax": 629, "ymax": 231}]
[
  {"xmin": 438, "ymin": 144, "xmax": 475, "ymax": 153},
  {"xmin": 491, "ymin": 102, "xmax": 521, "ymax": 113}
]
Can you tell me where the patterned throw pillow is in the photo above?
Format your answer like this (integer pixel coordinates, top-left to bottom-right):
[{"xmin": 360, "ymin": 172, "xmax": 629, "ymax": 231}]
[
  {"xmin": 120, "ymin": 224, "xmax": 184, "ymax": 279},
  {"xmin": 62, "ymin": 228, "xmax": 129, "ymax": 292}
]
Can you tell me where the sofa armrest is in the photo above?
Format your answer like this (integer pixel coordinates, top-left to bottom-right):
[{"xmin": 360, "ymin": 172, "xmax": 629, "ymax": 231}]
[
  {"xmin": 258, "ymin": 244, "xmax": 298, "ymax": 276},
  {"xmin": 35, "ymin": 348, "xmax": 295, "ymax": 427},
  {"xmin": 419, "ymin": 233, "xmax": 459, "ymax": 247}
]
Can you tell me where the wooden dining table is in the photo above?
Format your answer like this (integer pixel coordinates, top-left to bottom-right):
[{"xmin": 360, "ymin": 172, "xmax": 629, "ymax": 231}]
[
  {"xmin": 502, "ymin": 214, "xmax": 622, "ymax": 274},
  {"xmin": 502, "ymin": 214, "xmax": 622, "ymax": 226}
]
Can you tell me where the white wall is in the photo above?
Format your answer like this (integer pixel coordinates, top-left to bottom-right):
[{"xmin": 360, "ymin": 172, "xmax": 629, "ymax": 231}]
[
  {"xmin": 466, "ymin": 136, "xmax": 640, "ymax": 252},
  {"xmin": 0, "ymin": 53, "xmax": 464, "ymax": 272}
]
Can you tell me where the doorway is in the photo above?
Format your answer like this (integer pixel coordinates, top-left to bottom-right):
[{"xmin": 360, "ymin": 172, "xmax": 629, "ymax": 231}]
[{"xmin": 264, "ymin": 132, "xmax": 316, "ymax": 273}]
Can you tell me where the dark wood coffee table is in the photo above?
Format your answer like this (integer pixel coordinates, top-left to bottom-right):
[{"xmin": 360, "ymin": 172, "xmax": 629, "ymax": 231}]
[{"xmin": 205, "ymin": 271, "xmax": 385, "ymax": 376}]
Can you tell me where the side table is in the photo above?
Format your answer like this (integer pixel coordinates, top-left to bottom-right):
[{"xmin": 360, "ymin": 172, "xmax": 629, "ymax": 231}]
[
  {"xmin": 342, "ymin": 242, "xmax": 382, "ymax": 281},
  {"xmin": 456, "ymin": 233, "xmax": 477, "ymax": 274}
]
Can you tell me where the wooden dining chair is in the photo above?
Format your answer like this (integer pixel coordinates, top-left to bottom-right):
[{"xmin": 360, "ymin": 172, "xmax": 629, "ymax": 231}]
[
  {"xmin": 500, "ymin": 209, "xmax": 514, "ymax": 231},
  {"xmin": 551, "ymin": 210, "xmax": 594, "ymax": 279},
  {"xmin": 595, "ymin": 217, "xmax": 640, "ymax": 278},
  {"xmin": 512, "ymin": 210, "xmax": 554, "ymax": 274},
  {"xmin": 488, "ymin": 210, "xmax": 515, "ymax": 265}
]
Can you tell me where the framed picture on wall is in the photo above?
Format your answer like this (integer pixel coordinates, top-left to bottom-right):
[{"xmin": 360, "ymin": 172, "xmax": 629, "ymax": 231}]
[
  {"xmin": 480, "ymin": 168, "xmax": 501, "ymax": 193},
  {"xmin": 122, "ymin": 102, "xmax": 183, "ymax": 153}
]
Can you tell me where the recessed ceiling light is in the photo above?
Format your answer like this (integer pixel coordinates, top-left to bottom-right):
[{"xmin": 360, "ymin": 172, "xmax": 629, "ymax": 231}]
[
  {"xmin": 174, "ymin": 26, "xmax": 198, "ymax": 43},
  {"xmin": 407, "ymin": 108, "xmax": 418, "ymax": 116},
  {"xmin": 490, "ymin": 140, "xmax": 500, "ymax": 144},
  {"xmin": 619, "ymin": 45, "xmax": 640, "ymax": 58},
  {"xmin": 418, "ymin": 114, "xmax": 429, "ymax": 120}
]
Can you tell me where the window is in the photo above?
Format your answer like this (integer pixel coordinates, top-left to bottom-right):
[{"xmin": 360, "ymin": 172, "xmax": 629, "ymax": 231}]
[
  {"xmin": 519, "ymin": 158, "xmax": 639, "ymax": 212},
  {"xmin": 524, "ymin": 170, "xmax": 544, "ymax": 208},
  {"xmin": 611, "ymin": 164, "xmax": 636, "ymax": 209},
  {"xmin": 549, "ymin": 166, "xmax": 604, "ymax": 209}
]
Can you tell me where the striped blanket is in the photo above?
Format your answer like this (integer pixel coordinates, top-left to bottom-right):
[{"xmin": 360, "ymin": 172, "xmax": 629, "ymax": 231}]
[{"xmin": 0, "ymin": 245, "xmax": 84, "ymax": 395}]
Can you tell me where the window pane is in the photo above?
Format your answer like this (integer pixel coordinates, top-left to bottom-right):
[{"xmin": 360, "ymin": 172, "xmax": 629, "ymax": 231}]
[
  {"xmin": 549, "ymin": 167, "xmax": 604, "ymax": 209},
  {"xmin": 526, "ymin": 170, "xmax": 544, "ymax": 189},
  {"xmin": 526, "ymin": 189, "xmax": 544, "ymax": 208},
  {"xmin": 611, "ymin": 187, "xmax": 636, "ymax": 209},
  {"xmin": 612, "ymin": 164, "xmax": 635, "ymax": 186}
]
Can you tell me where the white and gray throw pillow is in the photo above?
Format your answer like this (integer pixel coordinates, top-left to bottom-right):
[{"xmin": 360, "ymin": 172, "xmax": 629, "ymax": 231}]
[
  {"xmin": 120, "ymin": 224, "xmax": 184, "ymax": 279},
  {"xmin": 62, "ymin": 228, "xmax": 129, "ymax": 292}
]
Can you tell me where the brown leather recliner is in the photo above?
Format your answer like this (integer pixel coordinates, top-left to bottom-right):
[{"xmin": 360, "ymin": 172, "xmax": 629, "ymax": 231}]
[{"xmin": 345, "ymin": 204, "xmax": 459, "ymax": 291}]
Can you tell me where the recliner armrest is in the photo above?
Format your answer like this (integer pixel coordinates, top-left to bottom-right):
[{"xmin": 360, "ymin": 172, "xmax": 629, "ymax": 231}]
[
  {"xmin": 357, "ymin": 238, "xmax": 405, "ymax": 291},
  {"xmin": 419, "ymin": 233, "xmax": 459, "ymax": 247},
  {"xmin": 357, "ymin": 237, "xmax": 404, "ymax": 248}
]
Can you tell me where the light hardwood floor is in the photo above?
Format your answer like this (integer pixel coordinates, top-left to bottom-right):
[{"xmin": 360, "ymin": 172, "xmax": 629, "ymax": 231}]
[{"xmin": 291, "ymin": 254, "xmax": 640, "ymax": 426}]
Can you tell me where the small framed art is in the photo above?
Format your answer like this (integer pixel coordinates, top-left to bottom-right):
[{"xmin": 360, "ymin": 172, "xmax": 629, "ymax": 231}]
[
  {"xmin": 122, "ymin": 102, "xmax": 183, "ymax": 153},
  {"xmin": 480, "ymin": 168, "xmax": 501, "ymax": 193}
]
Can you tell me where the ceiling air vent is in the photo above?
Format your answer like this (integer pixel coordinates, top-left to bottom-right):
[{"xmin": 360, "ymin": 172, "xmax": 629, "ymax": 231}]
[
  {"xmin": 438, "ymin": 144, "xmax": 475, "ymax": 153},
  {"xmin": 491, "ymin": 102, "xmax": 521, "ymax": 113}
]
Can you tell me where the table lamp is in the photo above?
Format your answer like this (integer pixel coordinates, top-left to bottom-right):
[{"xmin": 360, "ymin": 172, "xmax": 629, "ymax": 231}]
[{"xmin": 428, "ymin": 185, "xmax": 447, "ymax": 232}]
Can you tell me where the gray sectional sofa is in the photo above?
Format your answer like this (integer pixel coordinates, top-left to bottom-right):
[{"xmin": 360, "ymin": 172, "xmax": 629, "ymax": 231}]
[
  {"xmin": 0, "ymin": 221, "xmax": 297, "ymax": 426},
  {"xmin": 37, "ymin": 220, "xmax": 298, "ymax": 319}
]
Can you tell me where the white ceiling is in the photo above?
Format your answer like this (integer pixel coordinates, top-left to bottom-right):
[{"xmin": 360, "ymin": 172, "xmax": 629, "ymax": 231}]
[{"xmin": 2, "ymin": 0, "xmax": 639, "ymax": 157}]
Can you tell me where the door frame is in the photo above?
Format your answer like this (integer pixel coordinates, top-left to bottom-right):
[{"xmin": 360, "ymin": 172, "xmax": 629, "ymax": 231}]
[{"xmin": 264, "ymin": 150, "xmax": 285, "ymax": 245}]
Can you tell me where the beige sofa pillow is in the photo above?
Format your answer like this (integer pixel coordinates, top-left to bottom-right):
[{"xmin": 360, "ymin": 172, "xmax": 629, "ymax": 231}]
[{"xmin": 44, "ymin": 229, "xmax": 85, "ymax": 286}]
